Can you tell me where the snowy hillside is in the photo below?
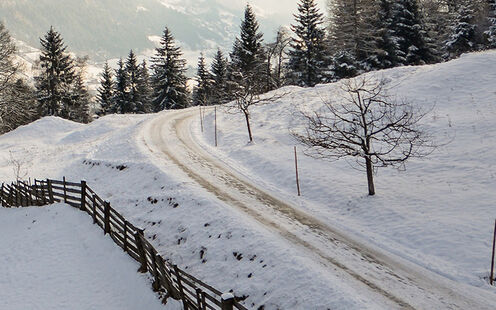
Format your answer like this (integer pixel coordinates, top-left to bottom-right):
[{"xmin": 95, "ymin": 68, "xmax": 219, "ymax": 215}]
[
  {"xmin": 1, "ymin": 51, "xmax": 496, "ymax": 309},
  {"xmin": 197, "ymin": 50, "xmax": 496, "ymax": 289}
]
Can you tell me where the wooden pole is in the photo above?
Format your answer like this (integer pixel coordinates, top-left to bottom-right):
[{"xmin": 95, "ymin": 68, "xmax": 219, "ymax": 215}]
[
  {"xmin": 63, "ymin": 176, "xmax": 67, "ymax": 203},
  {"xmin": 80, "ymin": 180, "xmax": 87, "ymax": 211},
  {"xmin": 221, "ymin": 293, "xmax": 235, "ymax": 310},
  {"xmin": 199, "ymin": 105, "xmax": 204, "ymax": 133},
  {"xmin": 294, "ymin": 146, "xmax": 301, "ymax": 196},
  {"xmin": 491, "ymin": 219, "xmax": 496, "ymax": 285},
  {"xmin": 46, "ymin": 179, "xmax": 54, "ymax": 204},
  {"xmin": 135, "ymin": 230, "xmax": 148, "ymax": 273},
  {"xmin": 92, "ymin": 194, "xmax": 97, "ymax": 224},
  {"xmin": 104, "ymin": 201, "xmax": 111, "ymax": 235},
  {"xmin": 214, "ymin": 106, "xmax": 218, "ymax": 147}
]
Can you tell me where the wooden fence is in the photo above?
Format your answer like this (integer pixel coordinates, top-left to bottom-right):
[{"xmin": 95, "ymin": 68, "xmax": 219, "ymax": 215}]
[{"xmin": 0, "ymin": 178, "xmax": 248, "ymax": 310}]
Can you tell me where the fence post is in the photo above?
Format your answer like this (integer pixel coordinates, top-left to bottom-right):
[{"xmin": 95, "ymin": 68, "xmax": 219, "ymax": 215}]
[
  {"xmin": 62, "ymin": 176, "xmax": 67, "ymax": 203},
  {"xmin": 46, "ymin": 179, "xmax": 54, "ymax": 203},
  {"xmin": 151, "ymin": 251, "xmax": 161, "ymax": 291},
  {"xmin": 92, "ymin": 194, "xmax": 97, "ymax": 224},
  {"xmin": 80, "ymin": 180, "xmax": 87, "ymax": 211},
  {"xmin": 123, "ymin": 220, "xmax": 128, "ymax": 252},
  {"xmin": 491, "ymin": 219, "xmax": 496, "ymax": 285},
  {"xmin": 134, "ymin": 229, "xmax": 148, "ymax": 273},
  {"xmin": 221, "ymin": 293, "xmax": 235, "ymax": 310},
  {"xmin": 173, "ymin": 265, "xmax": 188, "ymax": 309},
  {"xmin": 104, "ymin": 201, "xmax": 111, "ymax": 235},
  {"xmin": 0, "ymin": 183, "xmax": 4, "ymax": 207}
]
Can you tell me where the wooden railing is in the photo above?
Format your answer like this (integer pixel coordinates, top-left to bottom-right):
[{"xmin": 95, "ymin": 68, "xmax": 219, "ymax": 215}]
[{"xmin": 0, "ymin": 178, "xmax": 248, "ymax": 310}]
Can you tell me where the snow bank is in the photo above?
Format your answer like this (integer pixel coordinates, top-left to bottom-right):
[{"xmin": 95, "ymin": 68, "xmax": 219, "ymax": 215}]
[{"xmin": 0, "ymin": 204, "xmax": 177, "ymax": 310}]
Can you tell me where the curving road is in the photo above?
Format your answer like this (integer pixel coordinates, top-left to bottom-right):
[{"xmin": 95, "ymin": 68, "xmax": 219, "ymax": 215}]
[{"xmin": 141, "ymin": 108, "xmax": 495, "ymax": 309}]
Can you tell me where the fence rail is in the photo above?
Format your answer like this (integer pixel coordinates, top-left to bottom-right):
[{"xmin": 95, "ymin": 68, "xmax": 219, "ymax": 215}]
[{"xmin": 0, "ymin": 178, "xmax": 248, "ymax": 310}]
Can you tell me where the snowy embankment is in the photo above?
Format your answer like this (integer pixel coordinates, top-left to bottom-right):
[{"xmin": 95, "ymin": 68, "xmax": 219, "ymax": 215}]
[
  {"xmin": 0, "ymin": 119, "xmax": 381, "ymax": 307},
  {"xmin": 0, "ymin": 204, "xmax": 171, "ymax": 310},
  {"xmin": 195, "ymin": 50, "xmax": 496, "ymax": 290}
]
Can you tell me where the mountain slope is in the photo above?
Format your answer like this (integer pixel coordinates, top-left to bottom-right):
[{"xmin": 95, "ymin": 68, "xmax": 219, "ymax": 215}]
[{"xmin": 0, "ymin": 0, "xmax": 281, "ymax": 62}]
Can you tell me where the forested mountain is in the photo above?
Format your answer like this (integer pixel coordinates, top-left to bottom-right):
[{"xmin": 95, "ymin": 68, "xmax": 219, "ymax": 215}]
[{"xmin": 0, "ymin": 0, "xmax": 283, "ymax": 61}]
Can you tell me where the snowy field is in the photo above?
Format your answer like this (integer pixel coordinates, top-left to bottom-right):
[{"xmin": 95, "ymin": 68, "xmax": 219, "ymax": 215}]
[
  {"xmin": 1, "ymin": 51, "xmax": 496, "ymax": 309},
  {"xmin": 0, "ymin": 204, "xmax": 174, "ymax": 310}
]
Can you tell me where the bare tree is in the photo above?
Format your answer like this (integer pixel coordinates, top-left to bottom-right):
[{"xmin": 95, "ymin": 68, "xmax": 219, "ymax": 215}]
[
  {"xmin": 224, "ymin": 75, "xmax": 288, "ymax": 143},
  {"xmin": 266, "ymin": 27, "xmax": 292, "ymax": 88},
  {"xmin": 294, "ymin": 77, "xmax": 434, "ymax": 195}
]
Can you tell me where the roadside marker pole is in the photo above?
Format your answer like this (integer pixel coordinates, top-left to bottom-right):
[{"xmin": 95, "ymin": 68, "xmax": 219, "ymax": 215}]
[
  {"xmin": 214, "ymin": 106, "xmax": 218, "ymax": 147},
  {"xmin": 491, "ymin": 219, "xmax": 496, "ymax": 285},
  {"xmin": 199, "ymin": 105, "xmax": 204, "ymax": 133},
  {"xmin": 294, "ymin": 146, "xmax": 301, "ymax": 196}
]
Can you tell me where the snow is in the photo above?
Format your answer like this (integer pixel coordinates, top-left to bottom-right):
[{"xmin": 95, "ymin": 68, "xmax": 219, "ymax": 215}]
[
  {"xmin": 1, "ymin": 50, "xmax": 496, "ymax": 309},
  {"xmin": 0, "ymin": 204, "xmax": 178, "ymax": 310},
  {"xmin": 195, "ymin": 50, "xmax": 496, "ymax": 292}
]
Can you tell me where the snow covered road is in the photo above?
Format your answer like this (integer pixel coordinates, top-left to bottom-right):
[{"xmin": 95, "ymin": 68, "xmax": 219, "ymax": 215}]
[{"xmin": 141, "ymin": 107, "xmax": 496, "ymax": 309}]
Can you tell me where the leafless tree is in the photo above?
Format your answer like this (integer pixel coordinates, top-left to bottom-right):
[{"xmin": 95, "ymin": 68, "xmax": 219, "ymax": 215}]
[
  {"xmin": 294, "ymin": 77, "xmax": 435, "ymax": 195},
  {"xmin": 0, "ymin": 22, "xmax": 38, "ymax": 133},
  {"xmin": 266, "ymin": 27, "xmax": 291, "ymax": 88},
  {"xmin": 8, "ymin": 151, "xmax": 28, "ymax": 182},
  {"xmin": 224, "ymin": 75, "xmax": 288, "ymax": 143}
]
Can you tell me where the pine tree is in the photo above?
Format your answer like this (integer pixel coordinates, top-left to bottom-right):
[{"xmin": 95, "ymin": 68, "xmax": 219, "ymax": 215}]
[
  {"xmin": 229, "ymin": 4, "xmax": 267, "ymax": 93},
  {"xmin": 367, "ymin": 0, "xmax": 399, "ymax": 69},
  {"xmin": 390, "ymin": 0, "xmax": 438, "ymax": 65},
  {"xmin": 329, "ymin": 0, "xmax": 376, "ymax": 58},
  {"xmin": 63, "ymin": 56, "xmax": 91, "ymax": 123},
  {"xmin": 97, "ymin": 62, "xmax": 114, "ymax": 115},
  {"xmin": 486, "ymin": 0, "xmax": 496, "ymax": 47},
  {"xmin": 70, "ymin": 71, "xmax": 91, "ymax": 123},
  {"xmin": 151, "ymin": 27, "xmax": 189, "ymax": 111},
  {"xmin": 35, "ymin": 26, "xmax": 75, "ymax": 117},
  {"xmin": 210, "ymin": 48, "xmax": 229, "ymax": 104},
  {"xmin": 114, "ymin": 58, "xmax": 128, "ymax": 114},
  {"xmin": 288, "ymin": 0, "xmax": 328, "ymax": 87},
  {"xmin": 136, "ymin": 60, "xmax": 153, "ymax": 113},
  {"xmin": 193, "ymin": 53, "xmax": 211, "ymax": 106},
  {"xmin": 125, "ymin": 50, "xmax": 140, "ymax": 113},
  {"xmin": 445, "ymin": 3, "xmax": 478, "ymax": 58}
]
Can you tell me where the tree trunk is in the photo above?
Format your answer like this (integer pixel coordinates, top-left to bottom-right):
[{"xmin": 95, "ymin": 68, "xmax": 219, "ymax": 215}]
[
  {"xmin": 244, "ymin": 112, "xmax": 253, "ymax": 143},
  {"xmin": 365, "ymin": 156, "xmax": 375, "ymax": 196}
]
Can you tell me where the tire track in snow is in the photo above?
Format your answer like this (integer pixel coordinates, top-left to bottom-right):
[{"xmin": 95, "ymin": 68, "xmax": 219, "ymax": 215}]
[{"xmin": 141, "ymin": 108, "xmax": 495, "ymax": 310}]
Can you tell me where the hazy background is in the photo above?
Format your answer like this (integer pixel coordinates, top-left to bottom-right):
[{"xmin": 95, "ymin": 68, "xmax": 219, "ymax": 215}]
[{"xmin": 0, "ymin": 0, "xmax": 328, "ymax": 66}]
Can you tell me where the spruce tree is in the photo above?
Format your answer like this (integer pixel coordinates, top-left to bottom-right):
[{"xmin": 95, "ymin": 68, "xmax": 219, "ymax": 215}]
[
  {"xmin": 390, "ymin": 0, "xmax": 438, "ymax": 65},
  {"xmin": 114, "ymin": 58, "xmax": 128, "ymax": 114},
  {"xmin": 367, "ymin": 0, "xmax": 399, "ymax": 69},
  {"xmin": 125, "ymin": 50, "xmax": 140, "ymax": 113},
  {"xmin": 486, "ymin": 0, "xmax": 496, "ymax": 47},
  {"xmin": 70, "ymin": 71, "xmax": 91, "ymax": 123},
  {"xmin": 288, "ymin": 0, "xmax": 328, "ymax": 87},
  {"xmin": 97, "ymin": 62, "xmax": 114, "ymax": 115},
  {"xmin": 229, "ymin": 4, "xmax": 267, "ymax": 93},
  {"xmin": 136, "ymin": 60, "xmax": 153, "ymax": 113},
  {"xmin": 64, "ymin": 56, "xmax": 91, "ymax": 123},
  {"xmin": 35, "ymin": 26, "xmax": 75, "ymax": 117},
  {"xmin": 328, "ymin": 0, "xmax": 376, "ymax": 64},
  {"xmin": 210, "ymin": 48, "xmax": 229, "ymax": 104},
  {"xmin": 193, "ymin": 53, "xmax": 211, "ymax": 106},
  {"xmin": 151, "ymin": 27, "xmax": 189, "ymax": 111},
  {"xmin": 445, "ymin": 3, "xmax": 478, "ymax": 58}
]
